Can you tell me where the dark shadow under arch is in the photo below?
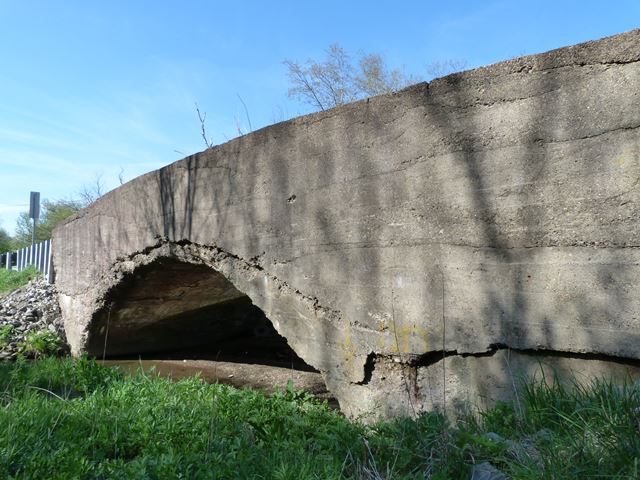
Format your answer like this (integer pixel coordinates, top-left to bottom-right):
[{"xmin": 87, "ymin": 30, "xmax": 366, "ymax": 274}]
[{"xmin": 88, "ymin": 257, "xmax": 315, "ymax": 372}]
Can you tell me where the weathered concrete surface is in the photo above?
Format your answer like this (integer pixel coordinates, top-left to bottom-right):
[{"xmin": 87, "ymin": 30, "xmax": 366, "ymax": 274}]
[{"xmin": 53, "ymin": 29, "xmax": 640, "ymax": 419}]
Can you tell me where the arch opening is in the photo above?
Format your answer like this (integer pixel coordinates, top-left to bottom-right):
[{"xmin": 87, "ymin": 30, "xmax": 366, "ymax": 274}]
[{"xmin": 88, "ymin": 258, "xmax": 315, "ymax": 372}]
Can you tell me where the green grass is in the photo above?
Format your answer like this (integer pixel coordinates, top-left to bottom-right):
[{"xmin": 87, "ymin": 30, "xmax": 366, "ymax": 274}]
[
  {"xmin": 18, "ymin": 330, "xmax": 65, "ymax": 358},
  {"xmin": 0, "ymin": 325, "xmax": 12, "ymax": 349},
  {"xmin": 0, "ymin": 266, "xmax": 40, "ymax": 294},
  {"xmin": 0, "ymin": 358, "xmax": 639, "ymax": 479}
]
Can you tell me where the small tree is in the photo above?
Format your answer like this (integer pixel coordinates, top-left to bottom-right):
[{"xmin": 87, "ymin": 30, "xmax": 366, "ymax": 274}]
[
  {"xmin": 285, "ymin": 44, "xmax": 466, "ymax": 112},
  {"xmin": 0, "ymin": 228, "xmax": 12, "ymax": 253},
  {"xmin": 284, "ymin": 44, "xmax": 417, "ymax": 111},
  {"xmin": 12, "ymin": 199, "xmax": 83, "ymax": 248},
  {"xmin": 355, "ymin": 52, "xmax": 417, "ymax": 97}
]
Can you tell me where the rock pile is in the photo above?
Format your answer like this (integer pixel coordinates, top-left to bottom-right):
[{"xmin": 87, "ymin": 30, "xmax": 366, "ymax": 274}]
[{"xmin": 0, "ymin": 278, "xmax": 67, "ymax": 360}]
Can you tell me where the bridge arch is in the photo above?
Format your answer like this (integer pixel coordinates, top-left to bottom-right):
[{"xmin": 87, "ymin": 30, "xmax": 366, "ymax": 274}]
[
  {"xmin": 53, "ymin": 30, "xmax": 640, "ymax": 419},
  {"xmin": 87, "ymin": 254, "xmax": 301, "ymax": 367},
  {"xmin": 80, "ymin": 241, "xmax": 331, "ymax": 370}
]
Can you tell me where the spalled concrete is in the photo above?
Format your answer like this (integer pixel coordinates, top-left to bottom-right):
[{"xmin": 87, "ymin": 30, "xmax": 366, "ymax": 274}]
[{"xmin": 53, "ymin": 29, "xmax": 640, "ymax": 419}]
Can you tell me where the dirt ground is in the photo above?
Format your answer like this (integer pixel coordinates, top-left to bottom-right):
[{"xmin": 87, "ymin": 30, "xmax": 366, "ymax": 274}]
[{"xmin": 101, "ymin": 359, "xmax": 337, "ymax": 407}]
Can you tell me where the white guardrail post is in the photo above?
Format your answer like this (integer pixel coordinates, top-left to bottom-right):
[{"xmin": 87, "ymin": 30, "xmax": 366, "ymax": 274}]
[{"xmin": 0, "ymin": 239, "xmax": 52, "ymax": 283}]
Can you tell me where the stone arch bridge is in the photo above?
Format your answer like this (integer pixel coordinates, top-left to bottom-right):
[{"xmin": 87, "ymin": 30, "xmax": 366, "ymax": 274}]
[{"xmin": 53, "ymin": 30, "xmax": 640, "ymax": 418}]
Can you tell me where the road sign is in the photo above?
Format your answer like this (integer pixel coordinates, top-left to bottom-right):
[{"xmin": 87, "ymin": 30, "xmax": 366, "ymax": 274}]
[{"xmin": 29, "ymin": 192, "xmax": 40, "ymax": 220}]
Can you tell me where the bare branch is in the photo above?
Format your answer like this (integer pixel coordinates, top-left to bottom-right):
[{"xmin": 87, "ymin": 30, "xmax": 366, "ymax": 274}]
[
  {"xmin": 195, "ymin": 103, "xmax": 213, "ymax": 148},
  {"xmin": 425, "ymin": 59, "xmax": 468, "ymax": 79},
  {"xmin": 234, "ymin": 115, "xmax": 244, "ymax": 136},
  {"xmin": 271, "ymin": 104, "xmax": 285, "ymax": 124},
  {"xmin": 78, "ymin": 173, "xmax": 105, "ymax": 207},
  {"xmin": 284, "ymin": 59, "xmax": 326, "ymax": 111},
  {"xmin": 236, "ymin": 94, "xmax": 252, "ymax": 132}
]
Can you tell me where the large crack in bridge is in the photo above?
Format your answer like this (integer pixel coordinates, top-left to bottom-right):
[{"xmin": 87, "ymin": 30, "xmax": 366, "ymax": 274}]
[{"xmin": 53, "ymin": 29, "xmax": 640, "ymax": 419}]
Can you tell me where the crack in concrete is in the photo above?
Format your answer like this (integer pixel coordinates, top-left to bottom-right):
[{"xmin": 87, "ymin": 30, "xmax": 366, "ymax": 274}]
[
  {"xmin": 356, "ymin": 344, "xmax": 640, "ymax": 386},
  {"xmin": 544, "ymin": 123, "xmax": 640, "ymax": 145},
  {"xmin": 427, "ymin": 86, "xmax": 564, "ymax": 111}
]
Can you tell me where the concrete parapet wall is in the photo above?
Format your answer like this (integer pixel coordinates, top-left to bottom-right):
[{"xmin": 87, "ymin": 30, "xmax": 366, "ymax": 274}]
[{"xmin": 53, "ymin": 29, "xmax": 640, "ymax": 418}]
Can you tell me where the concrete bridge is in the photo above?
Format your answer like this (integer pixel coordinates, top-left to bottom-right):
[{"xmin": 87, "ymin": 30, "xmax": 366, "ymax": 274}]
[{"xmin": 53, "ymin": 29, "xmax": 640, "ymax": 419}]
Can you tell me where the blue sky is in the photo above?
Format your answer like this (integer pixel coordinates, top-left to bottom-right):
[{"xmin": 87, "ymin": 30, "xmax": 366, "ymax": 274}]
[{"xmin": 0, "ymin": 0, "xmax": 638, "ymax": 233}]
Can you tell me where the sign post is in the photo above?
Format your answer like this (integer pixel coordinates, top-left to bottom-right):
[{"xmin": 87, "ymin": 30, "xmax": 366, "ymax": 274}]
[{"xmin": 29, "ymin": 191, "xmax": 40, "ymax": 246}]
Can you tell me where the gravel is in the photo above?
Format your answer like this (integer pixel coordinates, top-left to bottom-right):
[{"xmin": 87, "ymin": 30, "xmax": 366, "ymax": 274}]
[{"xmin": 0, "ymin": 278, "xmax": 67, "ymax": 359}]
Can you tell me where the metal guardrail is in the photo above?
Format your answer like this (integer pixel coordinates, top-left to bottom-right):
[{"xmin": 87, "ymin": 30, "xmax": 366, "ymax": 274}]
[{"xmin": 0, "ymin": 239, "xmax": 53, "ymax": 283}]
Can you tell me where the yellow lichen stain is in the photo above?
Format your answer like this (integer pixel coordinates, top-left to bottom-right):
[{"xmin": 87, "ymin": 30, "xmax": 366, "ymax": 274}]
[
  {"xmin": 340, "ymin": 329, "xmax": 368, "ymax": 381},
  {"xmin": 340, "ymin": 330, "xmax": 357, "ymax": 362},
  {"xmin": 613, "ymin": 149, "xmax": 640, "ymax": 189},
  {"xmin": 614, "ymin": 150, "xmax": 629, "ymax": 167},
  {"xmin": 614, "ymin": 149, "xmax": 639, "ymax": 173},
  {"xmin": 386, "ymin": 320, "xmax": 429, "ymax": 354}
]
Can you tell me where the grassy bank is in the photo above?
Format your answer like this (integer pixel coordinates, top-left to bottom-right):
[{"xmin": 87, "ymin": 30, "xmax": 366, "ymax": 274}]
[
  {"xmin": 0, "ymin": 357, "xmax": 639, "ymax": 479},
  {"xmin": 0, "ymin": 267, "xmax": 39, "ymax": 295}
]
